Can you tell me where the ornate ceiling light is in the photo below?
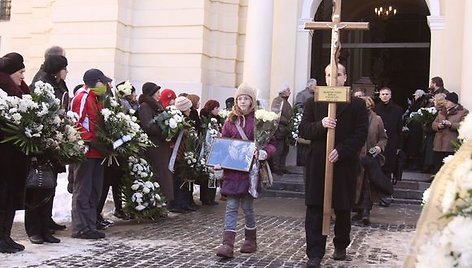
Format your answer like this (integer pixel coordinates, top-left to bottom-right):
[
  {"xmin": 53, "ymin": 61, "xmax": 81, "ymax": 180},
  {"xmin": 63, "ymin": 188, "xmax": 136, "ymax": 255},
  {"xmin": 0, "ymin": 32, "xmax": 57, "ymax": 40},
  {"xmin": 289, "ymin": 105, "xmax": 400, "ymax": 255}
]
[{"xmin": 374, "ymin": 5, "xmax": 397, "ymax": 19}]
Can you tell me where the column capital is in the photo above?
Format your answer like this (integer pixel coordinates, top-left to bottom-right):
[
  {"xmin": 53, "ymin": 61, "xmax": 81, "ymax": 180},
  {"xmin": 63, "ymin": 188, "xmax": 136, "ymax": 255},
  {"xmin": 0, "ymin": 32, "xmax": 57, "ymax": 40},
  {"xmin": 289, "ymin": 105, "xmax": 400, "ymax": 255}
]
[{"xmin": 427, "ymin": 15, "xmax": 445, "ymax": 30}]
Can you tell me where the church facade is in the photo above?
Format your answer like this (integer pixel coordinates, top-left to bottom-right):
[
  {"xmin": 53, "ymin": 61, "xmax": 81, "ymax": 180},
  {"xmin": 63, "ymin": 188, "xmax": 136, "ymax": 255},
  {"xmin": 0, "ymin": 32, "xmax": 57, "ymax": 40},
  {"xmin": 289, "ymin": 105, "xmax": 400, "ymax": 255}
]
[{"xmin": 0, "ymin": 0, "xmax": 470, "ymax": 109}]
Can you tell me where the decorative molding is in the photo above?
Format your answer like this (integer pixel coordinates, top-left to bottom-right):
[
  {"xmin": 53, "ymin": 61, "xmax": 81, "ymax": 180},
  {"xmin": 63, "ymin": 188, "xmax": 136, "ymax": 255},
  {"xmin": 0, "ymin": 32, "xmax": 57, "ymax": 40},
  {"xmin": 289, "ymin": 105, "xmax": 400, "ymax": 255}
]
[{"xmin": 427, "ymin": 15, "xmax": 445, "ymax": 30}]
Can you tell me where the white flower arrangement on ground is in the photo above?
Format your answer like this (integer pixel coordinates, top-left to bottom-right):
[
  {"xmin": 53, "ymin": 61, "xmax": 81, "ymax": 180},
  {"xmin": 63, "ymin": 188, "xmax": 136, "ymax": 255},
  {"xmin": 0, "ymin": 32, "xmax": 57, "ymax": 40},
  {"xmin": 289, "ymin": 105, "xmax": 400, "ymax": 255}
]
[
  {"xmin": 0, "ymin": 81, "xmax": 86, "ymax": 163},
  {"xmin": 414, "ymin": 113, "xmax": 472, "ymax": 267},
  {"xmin": 152, "ymin": 105, "xmax": 191, "ymax": 141},
  {"xmin": 176, "ymin": 128, "xmax": 209, "ymax": 187},
  {"xmin": 122, "ymin": 156, "xmax": 167, "ymax": 220}
]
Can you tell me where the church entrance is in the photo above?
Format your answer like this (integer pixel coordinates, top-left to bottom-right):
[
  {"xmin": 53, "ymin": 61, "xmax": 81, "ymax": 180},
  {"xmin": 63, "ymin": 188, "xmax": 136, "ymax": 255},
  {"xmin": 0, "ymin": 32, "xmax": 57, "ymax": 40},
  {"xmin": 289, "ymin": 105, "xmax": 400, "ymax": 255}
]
[{"xmin": 310, "ymin": 0, "xmax": 431, "ymax": 109}]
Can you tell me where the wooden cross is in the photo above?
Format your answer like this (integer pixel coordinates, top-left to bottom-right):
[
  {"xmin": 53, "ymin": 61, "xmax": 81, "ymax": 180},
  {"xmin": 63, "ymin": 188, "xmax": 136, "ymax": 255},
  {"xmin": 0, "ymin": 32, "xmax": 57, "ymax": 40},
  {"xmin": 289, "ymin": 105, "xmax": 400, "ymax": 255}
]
[{"xmin": 304, "ymin": 0, "xmax": 369, "ymax": 235}]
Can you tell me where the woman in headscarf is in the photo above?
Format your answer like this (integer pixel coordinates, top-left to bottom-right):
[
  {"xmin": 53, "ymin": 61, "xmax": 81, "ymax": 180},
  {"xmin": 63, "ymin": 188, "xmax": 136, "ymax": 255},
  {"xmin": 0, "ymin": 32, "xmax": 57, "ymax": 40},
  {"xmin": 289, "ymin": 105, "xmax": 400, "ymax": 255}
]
[
  {"xmin": 0, "ymin": 52, "xmax": 31, "ymax": 253},
  {"xmin": 137, "ymin": 84, "xmax": 174, "ymax": 205},
  {"xmin": 24, "ymin": 55, "xmax": 70, "ymax": 245}
]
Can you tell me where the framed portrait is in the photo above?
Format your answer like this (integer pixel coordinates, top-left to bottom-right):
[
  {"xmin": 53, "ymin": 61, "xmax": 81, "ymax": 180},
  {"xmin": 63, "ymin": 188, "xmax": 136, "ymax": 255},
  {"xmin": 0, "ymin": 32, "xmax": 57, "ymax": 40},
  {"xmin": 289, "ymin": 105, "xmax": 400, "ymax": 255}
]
[{"xmin": 206, "ymin": 137, "xmax": 256, "ymax": 172}]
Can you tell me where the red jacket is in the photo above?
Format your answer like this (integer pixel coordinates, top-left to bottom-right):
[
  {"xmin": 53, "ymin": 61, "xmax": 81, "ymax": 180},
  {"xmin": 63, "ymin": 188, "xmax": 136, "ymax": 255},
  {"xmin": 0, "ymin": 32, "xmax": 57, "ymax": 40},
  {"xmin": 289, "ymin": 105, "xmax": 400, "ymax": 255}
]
[{"xmin": 71, "ymin": 87, "xmax": 103, "ymax": 158}]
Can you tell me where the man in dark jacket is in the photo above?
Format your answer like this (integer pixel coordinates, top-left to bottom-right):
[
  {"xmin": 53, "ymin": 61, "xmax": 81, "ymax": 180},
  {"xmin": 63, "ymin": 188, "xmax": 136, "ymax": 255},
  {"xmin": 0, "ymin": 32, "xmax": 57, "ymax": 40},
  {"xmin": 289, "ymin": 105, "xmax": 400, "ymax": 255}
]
[
  {"xmin": 299, "ymin": 64, "xmax": 368, "ymax": 267},
  {"xmin": 426, "ymin": 76, "xmax": 449, "ymax": 107},
  {"xmin": 374, "ymin": 87, "xmax": 403, "ymax": 205}
]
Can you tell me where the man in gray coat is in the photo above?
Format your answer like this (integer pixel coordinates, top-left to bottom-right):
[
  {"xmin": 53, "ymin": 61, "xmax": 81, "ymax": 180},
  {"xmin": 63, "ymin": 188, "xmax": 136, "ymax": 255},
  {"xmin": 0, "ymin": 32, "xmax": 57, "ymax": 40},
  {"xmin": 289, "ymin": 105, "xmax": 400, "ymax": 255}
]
[{"xmin": 271, "ymin": 83, "xmax": 293, "ymax": 175}]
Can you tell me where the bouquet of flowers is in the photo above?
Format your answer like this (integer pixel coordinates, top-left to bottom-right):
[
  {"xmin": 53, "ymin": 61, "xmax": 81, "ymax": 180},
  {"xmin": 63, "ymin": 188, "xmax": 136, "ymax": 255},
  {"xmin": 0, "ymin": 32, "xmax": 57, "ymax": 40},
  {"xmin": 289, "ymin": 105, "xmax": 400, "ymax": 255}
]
[
  {"xmin": 218, "ymin": 109, "xmax": 230, "ymax": 121},
  {"xmin": 152, "ymin": 105, "xmax": 191, "ymax": 141},
  {"xmin": 0, "ymin": 81, "xmax": 86, "ymax": 163},
  {"xmin": 407, "ymin": 107, "xmax": 438, "ymax": 126},
  {"xmin": 248, "ymin": 109, "xmax": 280, "ymax": 198},
  {"xmin": 121, "ymin": 156, "xmax": 167, "ymax": 220},
  {"xmin": 95, "ymin": 98, "xmax": 154, "ymax": 164},
  {"xmin": 287, "ymin": 106, "xmax": 302, "ymax": 145},
  {"xmin": 412, "ymin": 113, "xmax": 472, "ymax": 267}
]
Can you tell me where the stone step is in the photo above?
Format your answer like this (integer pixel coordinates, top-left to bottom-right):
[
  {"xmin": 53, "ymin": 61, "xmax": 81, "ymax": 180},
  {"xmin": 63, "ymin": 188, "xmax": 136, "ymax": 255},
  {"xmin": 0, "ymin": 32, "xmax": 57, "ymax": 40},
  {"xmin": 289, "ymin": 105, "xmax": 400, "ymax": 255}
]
[
  {"xmin": 394, "ymin": 180, "xmax": 430, "ymax": 191},
  {"xmin": 260, "ymin": 189, "xmax": 305, "ymax": 199},
  {"xmin": 392, "ymin": 187, "xmax": 425, "ymax": 200},
  {"xmin": 392, "ymin": 197, "xmax": 422, "ymax": 205},
  {"xmin": 264, "ymin": 166, "xmax": 431, "ymax": 204}
]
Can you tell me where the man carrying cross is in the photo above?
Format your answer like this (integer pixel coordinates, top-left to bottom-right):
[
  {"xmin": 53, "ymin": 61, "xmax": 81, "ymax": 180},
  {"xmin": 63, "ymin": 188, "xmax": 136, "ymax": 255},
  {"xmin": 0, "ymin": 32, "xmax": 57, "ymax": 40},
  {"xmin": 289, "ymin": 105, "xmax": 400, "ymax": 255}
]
[{"xmin": 299, "ymin": 63, "xmax": 368, "ymax": 267}]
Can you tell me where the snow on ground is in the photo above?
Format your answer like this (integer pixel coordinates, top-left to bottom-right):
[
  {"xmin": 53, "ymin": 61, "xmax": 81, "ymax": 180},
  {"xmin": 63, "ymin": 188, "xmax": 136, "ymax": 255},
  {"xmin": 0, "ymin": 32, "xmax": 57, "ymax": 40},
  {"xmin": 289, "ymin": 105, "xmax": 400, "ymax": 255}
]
[
  {"xmin": 13, "ymin": 168, "xmax": 211, "ymax": 223},
  {"xmin": 1, "ymin": 237, "xmax": 98, "ymax": 267}
]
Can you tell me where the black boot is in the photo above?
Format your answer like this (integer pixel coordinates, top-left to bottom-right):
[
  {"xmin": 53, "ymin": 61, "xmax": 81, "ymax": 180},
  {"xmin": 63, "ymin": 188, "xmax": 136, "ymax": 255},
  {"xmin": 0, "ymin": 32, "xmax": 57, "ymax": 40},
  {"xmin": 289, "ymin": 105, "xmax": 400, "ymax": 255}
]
[
  {"xmin": 361, "ymin": 209, "xmax": 370, "ymax": 225},
  {"xmin": 3, "ymin": 211, "xmax": 25, "ymax": 251},
  {"xmin": 0, "ymin": 211, "xmax": 21, "ymax": 253}
]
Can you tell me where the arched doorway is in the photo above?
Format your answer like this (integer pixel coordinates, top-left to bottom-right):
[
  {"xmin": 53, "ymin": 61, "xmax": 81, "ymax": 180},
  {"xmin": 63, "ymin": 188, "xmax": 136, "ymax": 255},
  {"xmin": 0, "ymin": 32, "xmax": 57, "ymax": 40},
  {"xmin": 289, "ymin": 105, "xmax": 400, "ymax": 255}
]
[{"xmin": 309, "ymin": 0, "xmax": 431, "ymax": 109}]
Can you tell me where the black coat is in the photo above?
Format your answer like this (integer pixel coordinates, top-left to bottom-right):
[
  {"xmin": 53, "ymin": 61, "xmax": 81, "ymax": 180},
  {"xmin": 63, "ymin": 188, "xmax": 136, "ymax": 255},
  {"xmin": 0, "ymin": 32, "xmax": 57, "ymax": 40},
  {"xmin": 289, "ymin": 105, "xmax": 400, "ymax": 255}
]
[
  {"xmin": 374, "ymin": 101, "xmax": 403, "ymax": 174},
  {"xmin": 299, "ymin": 97, "xmax": 368, "ymax": 209},
  {"xmin": 0, "ymin": 72, "xmax": 31, "ymax": 211}
]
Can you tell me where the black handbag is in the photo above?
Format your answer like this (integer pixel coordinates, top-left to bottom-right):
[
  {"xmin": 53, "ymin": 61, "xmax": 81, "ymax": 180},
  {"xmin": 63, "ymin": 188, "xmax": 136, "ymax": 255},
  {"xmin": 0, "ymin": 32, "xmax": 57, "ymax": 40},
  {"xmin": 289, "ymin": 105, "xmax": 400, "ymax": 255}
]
[
  {"xmin": 360, "ymin": 155, "xmax": 393, "ymax": 195},
  {"xmin": 26, "ymin": 160, "xmax": 56, "ymax": 189}
]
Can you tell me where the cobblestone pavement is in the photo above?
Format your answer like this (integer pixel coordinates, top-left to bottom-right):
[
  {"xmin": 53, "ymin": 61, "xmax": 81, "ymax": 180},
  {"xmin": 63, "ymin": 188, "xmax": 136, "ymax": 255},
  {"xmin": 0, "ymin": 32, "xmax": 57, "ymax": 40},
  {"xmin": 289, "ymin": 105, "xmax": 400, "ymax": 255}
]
[{"xmin": 3, "ymin": 198, "xmax": 420, "ymax": 268}]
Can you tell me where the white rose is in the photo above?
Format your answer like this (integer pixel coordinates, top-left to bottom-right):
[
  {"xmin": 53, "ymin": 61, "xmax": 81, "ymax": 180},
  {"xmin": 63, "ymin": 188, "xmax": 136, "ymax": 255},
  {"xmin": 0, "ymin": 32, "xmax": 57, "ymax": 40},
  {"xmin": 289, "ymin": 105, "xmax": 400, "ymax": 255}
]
[{"xmin": 169, "ymin": 118, "xmax": 178, "ymax": 129}]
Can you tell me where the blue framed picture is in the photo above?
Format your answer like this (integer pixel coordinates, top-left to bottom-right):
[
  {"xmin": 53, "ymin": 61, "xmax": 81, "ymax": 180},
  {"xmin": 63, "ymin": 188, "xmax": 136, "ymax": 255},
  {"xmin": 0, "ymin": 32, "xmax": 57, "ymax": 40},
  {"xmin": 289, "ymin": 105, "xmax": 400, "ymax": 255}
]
[{"xmin": 206, "ymin": 137, "xmax": 255, "ymax": 172}]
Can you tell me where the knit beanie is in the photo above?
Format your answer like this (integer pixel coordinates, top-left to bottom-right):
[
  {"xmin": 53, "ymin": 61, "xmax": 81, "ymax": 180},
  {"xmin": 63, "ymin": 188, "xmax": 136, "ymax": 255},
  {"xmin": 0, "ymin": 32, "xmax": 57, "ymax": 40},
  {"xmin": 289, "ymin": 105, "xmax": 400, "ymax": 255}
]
[
  {"xmin": 0, "ymin": 52, "xmax": 25, "ymax": 75},
  {"xmin": 160, "ymin": 88, "xmax": 177, "ymax": 108},
  {"xmin": 445, "ymin": 92, "xmax": 459, "ymax": 104},
  {"xmin": 234, "ymin": 82, "xmax": 257, "ymax": 110},
  {"xmin": 186, "ymin": 94, "xmax": 200, "ymax": 109},
  {"xmin": 174, "ymin": 96, "xmax": 192, "ymax": 112},
  {"xmin": 43, "ymin": 55, "xmax": 68, "ymax": 75},
  {"xmin": 142, "ymin": 82, "xmax": 160, "ymax": 97}
]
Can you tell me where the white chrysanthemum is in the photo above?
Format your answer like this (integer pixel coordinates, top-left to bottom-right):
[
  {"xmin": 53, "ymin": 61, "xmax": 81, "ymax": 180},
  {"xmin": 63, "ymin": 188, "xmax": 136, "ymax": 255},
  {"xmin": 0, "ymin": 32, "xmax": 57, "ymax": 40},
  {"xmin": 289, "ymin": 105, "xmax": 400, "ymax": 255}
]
[
  {"xmin": 101, "ymin": 109, "xmax": 112, "ymax": 121},
  {"xmin": 153, "ymin": 182, "xmax": 160, "ymax": 188},
  {"xmin": 11, "ymin": 113, "xmax": 22, "ymax": 123},
  {"xmin": 416, "ymin": 231, "xmax": 455, "ymax": 268},
  {"xmin": 445, "ymin": 216, "xmax": 472, "ymax": 267},
  {"xmin": 422, "ymin": 187, "xmax": 431, "ymax": 205},
  {"xmin": 142, "ymin": 187, "xmax": 150, "ymax": 194},
  {"xmin": 131, "ymin": 183, "xmax": 140, "ymax": 191},
  {"xmin": 458, "ymin": 113, "xmax": 472, "ymax": 141},
  {"xmin": 443, "ymin": 154, "xmax": 455, "ymax": 164},
  {"xmin": 168, "ymin": 118, "xmax": 178, "ymax": 129}
]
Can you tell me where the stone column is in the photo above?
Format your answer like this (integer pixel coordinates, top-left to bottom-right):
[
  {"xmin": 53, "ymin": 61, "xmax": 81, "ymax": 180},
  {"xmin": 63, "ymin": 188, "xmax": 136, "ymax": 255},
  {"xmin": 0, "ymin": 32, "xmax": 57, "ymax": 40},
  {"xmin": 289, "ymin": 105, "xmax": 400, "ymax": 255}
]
[
  {"xmin": 294, "ymin": 19, "xmax": 313, "ymax": 100},
  {"xmin": 460, "ymin": 0, "xmax": 472, "ymax": 110},
  {"xmin": 242, "ymin": 0, "xmax": 274, "ymax": 107},
  {"xmin": 427, "ymin": 15, "xmax": 445, "ymax": 80}
]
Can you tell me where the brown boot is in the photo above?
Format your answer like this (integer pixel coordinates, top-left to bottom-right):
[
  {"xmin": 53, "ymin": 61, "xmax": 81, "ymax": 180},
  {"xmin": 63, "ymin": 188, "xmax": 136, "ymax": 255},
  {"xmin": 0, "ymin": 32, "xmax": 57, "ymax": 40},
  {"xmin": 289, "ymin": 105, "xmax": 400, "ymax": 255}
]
[
  {"xmin": 216, "ymin": 230, "xmax": 236, "ymax": 258},
  {"xmin": 240, "ymin": 228, "xmax": 257, "ymax": 253}
]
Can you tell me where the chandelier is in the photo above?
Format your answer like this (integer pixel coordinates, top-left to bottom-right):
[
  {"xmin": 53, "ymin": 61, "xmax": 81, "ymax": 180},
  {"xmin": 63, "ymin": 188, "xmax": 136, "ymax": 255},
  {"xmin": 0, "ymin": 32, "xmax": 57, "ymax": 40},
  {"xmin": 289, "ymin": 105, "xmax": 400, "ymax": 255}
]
[{"xmin": 374, "ymin": 5, "xmax": 397, "ymax": 19}]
